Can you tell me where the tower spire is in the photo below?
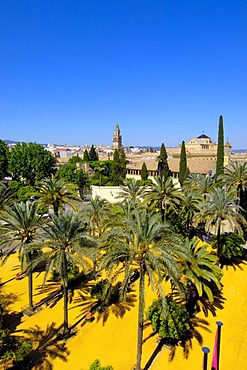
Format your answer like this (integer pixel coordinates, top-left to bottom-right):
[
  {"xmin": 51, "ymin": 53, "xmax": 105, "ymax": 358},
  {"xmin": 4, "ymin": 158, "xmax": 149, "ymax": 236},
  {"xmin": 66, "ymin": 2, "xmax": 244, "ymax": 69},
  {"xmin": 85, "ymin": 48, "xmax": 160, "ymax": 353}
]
[{"xmin": 112, "ymin": 124, "xmax": 123, "ymax": 149}]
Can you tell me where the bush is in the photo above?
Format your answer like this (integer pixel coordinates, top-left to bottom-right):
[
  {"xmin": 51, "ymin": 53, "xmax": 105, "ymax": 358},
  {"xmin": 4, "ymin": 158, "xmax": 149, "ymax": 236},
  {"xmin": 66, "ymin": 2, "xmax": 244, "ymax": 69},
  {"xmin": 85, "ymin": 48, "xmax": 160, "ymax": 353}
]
[
  {"xmin": 0, "ymin": 329, "xmax": 31, "ymax": 364},
  {"xmin": 50, "ymin": 263, "xmax": 80, "ymax": 282},
  {"xmin": 88, "ymin": 359, "xmax": 114, "ymax": 370},
  {"xmin": 211, "ymin": 232, "xmax": 245, "ymax": 260},
  {"xmin": 146, "ymin": 297, "xmax": 190, "ymax": 344}
]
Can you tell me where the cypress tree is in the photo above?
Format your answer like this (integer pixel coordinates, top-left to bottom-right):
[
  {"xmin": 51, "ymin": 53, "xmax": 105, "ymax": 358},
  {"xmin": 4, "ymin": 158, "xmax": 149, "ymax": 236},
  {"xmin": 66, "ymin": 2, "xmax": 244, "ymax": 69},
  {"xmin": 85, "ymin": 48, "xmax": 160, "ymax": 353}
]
[
  {"xmin": 111, "ymin": 149, "xmax": 127, "ymax": 185},
  {"xmin": 89, "ymin": 145, "xmax": 99, "ymax": 161},
  {"xmin": 179, "ymin": 140, "xmax": 188, "ymax": 186},
  {"xmin": 83, "ymin": 149, "xmax": 90, "ymax": 162},
  {"xmin": 141, "ymin": 162, "xmax": 148, "ymax": 181},
  {"xmin": 157, "ymin": 143, "xmax": 170, "ymax": 180},
  {"xmin": 216, "ymin": 115, "xmax": 224, "ymax": 179}
]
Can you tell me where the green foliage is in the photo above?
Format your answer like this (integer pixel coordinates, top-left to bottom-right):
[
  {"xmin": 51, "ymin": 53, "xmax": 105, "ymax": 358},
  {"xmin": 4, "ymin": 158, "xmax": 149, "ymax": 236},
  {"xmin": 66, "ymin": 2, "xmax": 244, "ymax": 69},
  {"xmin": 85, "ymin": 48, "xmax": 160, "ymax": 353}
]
[
  {"xmin": 166, "ymin": 210, "xmax": 187, "ymax": 238},
  {"xmin": 57, "ymin": 163, "xmax": 76, "ymax": 183},
  {"xmin": 0, "ymin": 140, "xmax": 10, "ymax": 180},
  {"xmin": 68, "ymin": 156, "xmax": 83, "ymax": 165},
  {"xmin": 216, "ymin": 115, "xmax": 224, "ymax": 180},
  {"xmin": 50, "ymin": 263, "xmax": 80, "ymax": 282},
  {"xmin": 88, "ymin": 359, "xmax": 114, "ymax": 370},
  {"xmin": 83, "ymin": 149, "xmax": 90, "ymax": 162},
  {"xmin": 75, "ymin": 170, "xmax": 90, "ymax": 199},
  {"xmin": 179, "ymin": 140, "xmax": 188, "ymax": 186},
  {"xmin": 211, "ymin": 232, "xmax": 245, "ymax": 260},
  {"xmin": 140, "ymin": 162, "xmax": 148, "ymax": 181},
  {"xmin": 8, "ymin": 180, "xmax": 22, "ymax": 191},
  {"xmin": 89, "ymin": 145, "xmax": 99, "ymax": 161},
  {"xmin": 110, "ymin": 149, "xmax": 127, "ymax": 185},
  {"xmin": 57, "ymin": 162, "xmax": 90, "ymax": 199},
  {"xmin": 0, "ymin": 328, "xmax": 31, "ymax": 364},
  {"xmin": 146, "ymin": 298, "xmax": 190, "ymax": 343},
  {"xmin": 90, "ymin": 279, "xmax": 110, "ymax": 301},
  {"xmin": 8, "ymin": 142, "xmax": 57, "ymax": 185},
  {"xmin": 136, "ymin": 179, "xmax": 153, "ymax": 186},
  {"xmin": 17, "ymin": 185, "xmax": 35, "ymax": 201},
  {"xmin": 157, "ymin": 143, "xmax": 170, "ymax": 180}
]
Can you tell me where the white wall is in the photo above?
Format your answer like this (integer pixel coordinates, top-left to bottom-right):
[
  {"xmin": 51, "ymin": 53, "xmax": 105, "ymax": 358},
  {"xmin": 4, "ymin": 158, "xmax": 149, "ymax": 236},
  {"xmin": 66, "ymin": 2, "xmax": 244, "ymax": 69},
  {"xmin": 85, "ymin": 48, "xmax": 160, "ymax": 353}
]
[{"xmin": 91, "ymin": 185, "xmax": 125, "ymax": 203}]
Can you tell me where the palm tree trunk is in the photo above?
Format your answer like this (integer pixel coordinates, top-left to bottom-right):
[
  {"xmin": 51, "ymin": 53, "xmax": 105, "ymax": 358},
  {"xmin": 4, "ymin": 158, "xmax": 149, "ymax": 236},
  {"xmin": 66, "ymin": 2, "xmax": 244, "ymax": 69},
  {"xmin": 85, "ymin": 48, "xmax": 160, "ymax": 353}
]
[
  {"xmin": 136, "ymin": 263, "xmax": 145, "ymax": 370},
  {"xmin": 28, "ymin": 270, "xmax": 33, "ymax": 311},
  {"xmin": 217, "ymin": 223, "xmax": 221, "ymax": 260},
  {"xmin": 63, "ymin": 283, "xmax": 69, "ymax": 334},
  {"xmin": 53, "ymin": 200, "xmax": 59, "ymax": 216},
  {"xmin": 160, "ymin": 205, "xmax": 165, "ymax": 223}
]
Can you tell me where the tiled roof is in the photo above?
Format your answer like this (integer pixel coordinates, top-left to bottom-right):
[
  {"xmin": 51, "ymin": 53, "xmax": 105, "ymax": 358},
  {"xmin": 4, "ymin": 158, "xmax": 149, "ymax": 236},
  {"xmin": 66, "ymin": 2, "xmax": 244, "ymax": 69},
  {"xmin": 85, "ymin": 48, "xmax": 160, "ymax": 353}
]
[{"xmin": 127, "ymin": 158, "xmax": 216, "ymax": 175}]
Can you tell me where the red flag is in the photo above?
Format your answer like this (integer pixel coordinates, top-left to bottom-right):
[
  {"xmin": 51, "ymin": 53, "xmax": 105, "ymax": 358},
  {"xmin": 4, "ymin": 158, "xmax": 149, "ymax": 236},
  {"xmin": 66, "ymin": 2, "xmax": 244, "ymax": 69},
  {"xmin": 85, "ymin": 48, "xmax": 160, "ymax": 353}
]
[{"xmin": 211, "ymin": 327, "xmax": 219, "ymax": 370}]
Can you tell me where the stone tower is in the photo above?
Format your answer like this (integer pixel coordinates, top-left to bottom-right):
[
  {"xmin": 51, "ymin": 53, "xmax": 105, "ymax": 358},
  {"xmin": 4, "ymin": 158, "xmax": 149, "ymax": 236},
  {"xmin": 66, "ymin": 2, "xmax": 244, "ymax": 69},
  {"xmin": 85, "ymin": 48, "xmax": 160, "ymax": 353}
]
[{"xmin": 112, "ymin": 124, "xmax": 123, "ymax": 149}]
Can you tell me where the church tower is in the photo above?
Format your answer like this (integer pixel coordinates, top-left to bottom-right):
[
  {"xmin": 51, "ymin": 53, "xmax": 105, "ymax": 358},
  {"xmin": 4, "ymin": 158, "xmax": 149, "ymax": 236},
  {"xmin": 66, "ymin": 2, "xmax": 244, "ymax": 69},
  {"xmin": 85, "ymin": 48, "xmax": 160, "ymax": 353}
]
[{"xmin": 112, "ymin": 124, "xmax": 123, "ymax": 149}]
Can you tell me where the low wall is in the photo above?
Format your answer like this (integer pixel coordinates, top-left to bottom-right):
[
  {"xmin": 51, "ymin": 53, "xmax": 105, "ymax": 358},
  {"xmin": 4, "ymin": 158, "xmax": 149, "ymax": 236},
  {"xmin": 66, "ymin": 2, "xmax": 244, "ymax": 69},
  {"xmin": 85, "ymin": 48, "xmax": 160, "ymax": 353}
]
[{"xmin": 91, "ymin": 185, "xmax": 124, "ymax": 203}]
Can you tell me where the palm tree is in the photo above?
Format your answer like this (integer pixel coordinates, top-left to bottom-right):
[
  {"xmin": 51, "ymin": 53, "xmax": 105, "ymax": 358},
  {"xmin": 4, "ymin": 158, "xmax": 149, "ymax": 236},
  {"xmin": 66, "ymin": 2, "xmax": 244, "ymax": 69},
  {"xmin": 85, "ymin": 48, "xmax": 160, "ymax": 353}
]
[
  {"xmin": 181, "ymin": 190, "xmax": 203, "ymax": 232},
  {"xmin": 100, "ymin": 207, "xmax": 190, "ymax": 370},
  {"xmin": 176, "ymin": 238, "xmax": 222, "ymax": 315},
  {"xmin": 0, "ymin": 181, "xmax": 16, "ymax": 211},
  {"xmin": 219, "ymin": 161, "xmax": 247, "ymax": 206},
  {"xmin": 93, "ymin": 162, "xmax": 107, "ymax": 186},
  {"xmin": 183, "ymin": 174, "xmax": 213, "ymax": 199},
  {"xmin": 33, "ymin": 211, "xmax": 96, "ymax": 334},
  {"xmin": 143, "ymin": 176, "xmax": 182, "ymax": 222},
  {"xmin": 84, "ymin": 196, "xmax": 111, "ymax": 237},
  {"xmin": 35, "ymin": 176, "xmax": 81, "ymax": 216},
  {"xmin": 194, "ymin": 187, "xmax": 246, "ymax": 260},
  {"xmin": 0, "ymin": 201, "xmax": 44, "ymax": 311},
  {"xmin": 117, "ymin": 179, "xmax": 144, "ymax": 202}
]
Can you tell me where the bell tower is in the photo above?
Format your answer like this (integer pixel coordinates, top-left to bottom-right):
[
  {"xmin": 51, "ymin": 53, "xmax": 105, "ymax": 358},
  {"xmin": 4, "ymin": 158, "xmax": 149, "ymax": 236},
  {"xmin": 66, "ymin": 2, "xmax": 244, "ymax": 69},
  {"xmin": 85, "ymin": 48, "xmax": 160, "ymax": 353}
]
[{"xmin": 112, "ymin": 124, "xmax": 123, "ymax": 149}]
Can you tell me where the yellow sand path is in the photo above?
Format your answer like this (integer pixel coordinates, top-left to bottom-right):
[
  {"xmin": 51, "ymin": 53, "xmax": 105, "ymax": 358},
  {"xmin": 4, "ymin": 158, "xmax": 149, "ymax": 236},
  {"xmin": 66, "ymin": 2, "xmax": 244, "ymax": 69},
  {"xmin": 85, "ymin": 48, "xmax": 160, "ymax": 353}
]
[{"xmin": 1, "ymin": 253, "xmax": 247, "ymax": 370}]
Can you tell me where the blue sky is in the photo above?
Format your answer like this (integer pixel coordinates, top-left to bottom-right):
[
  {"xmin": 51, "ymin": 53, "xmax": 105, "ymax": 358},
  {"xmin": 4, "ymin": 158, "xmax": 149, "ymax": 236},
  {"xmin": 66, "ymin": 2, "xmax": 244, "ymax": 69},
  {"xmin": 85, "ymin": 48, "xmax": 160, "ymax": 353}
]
[{"xmin": 0, "ymin": 0, "xmax": 246, "ymax": 149}]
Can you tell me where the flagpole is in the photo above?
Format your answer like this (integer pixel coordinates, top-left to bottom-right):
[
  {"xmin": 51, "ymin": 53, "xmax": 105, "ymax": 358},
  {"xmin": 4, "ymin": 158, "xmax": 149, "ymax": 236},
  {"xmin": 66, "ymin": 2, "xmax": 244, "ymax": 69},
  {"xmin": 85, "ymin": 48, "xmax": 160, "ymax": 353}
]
[
  {"xmin": 216, "ymin": 321, "xmax": 223, "ymax": 370},
  {"xmin": 202, "ymin": 347, "xmax": 210, "ymax": 370}
]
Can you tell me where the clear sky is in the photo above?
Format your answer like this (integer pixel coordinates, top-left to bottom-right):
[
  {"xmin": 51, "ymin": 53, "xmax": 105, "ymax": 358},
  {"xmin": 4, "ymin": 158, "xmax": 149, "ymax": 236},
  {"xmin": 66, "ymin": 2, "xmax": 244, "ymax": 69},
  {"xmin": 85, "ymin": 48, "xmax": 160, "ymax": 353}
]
[{"xmin": 0, "ymin": 0, "xmax": 246, "ymax": 149}]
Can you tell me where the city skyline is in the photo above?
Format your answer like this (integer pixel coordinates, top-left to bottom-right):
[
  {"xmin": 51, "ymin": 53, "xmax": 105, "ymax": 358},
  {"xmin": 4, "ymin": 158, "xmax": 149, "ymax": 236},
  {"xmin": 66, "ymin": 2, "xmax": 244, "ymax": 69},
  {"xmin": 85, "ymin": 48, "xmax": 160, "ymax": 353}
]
[{"xmin": 1, "ymin": 1, "xmax": 247, "ymax": 149}]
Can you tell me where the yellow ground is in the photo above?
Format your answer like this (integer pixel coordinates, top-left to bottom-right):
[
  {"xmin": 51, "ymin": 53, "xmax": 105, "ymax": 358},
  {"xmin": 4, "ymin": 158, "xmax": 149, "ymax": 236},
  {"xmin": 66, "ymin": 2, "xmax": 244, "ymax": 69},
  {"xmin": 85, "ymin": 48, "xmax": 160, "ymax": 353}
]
[{"xmin": 1, "ymin": 253, "xmax": 247, "ymax": 370}]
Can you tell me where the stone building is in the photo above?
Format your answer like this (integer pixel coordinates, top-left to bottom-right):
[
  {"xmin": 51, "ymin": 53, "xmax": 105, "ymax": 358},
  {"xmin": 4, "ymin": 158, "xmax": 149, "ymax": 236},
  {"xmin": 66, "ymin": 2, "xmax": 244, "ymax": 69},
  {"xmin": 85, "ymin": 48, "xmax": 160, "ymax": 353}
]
[
  {"xmin": 112, "ymin": 124, "xmax": 123, "ymax": 149},
  {"xmin": 126, "ymin": 133, "xmax": 234, "ymax": 182}
]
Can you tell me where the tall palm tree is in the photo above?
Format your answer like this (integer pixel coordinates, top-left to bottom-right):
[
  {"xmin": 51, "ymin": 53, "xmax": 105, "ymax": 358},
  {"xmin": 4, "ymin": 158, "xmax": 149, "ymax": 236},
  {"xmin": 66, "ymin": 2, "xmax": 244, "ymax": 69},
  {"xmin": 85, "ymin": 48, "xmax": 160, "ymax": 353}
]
[
  {"xmin": 181, "ymin": 190, "xmax": 203, "ymax": 231},
  {"xmin": 194, "ymin": 187, "xmax": 246, "ymax": 259},
  {"xmin": 93, "ymin": 162, "xmax": 107, "ymax": 186},
  {"xmin": 143, "ymin": 176, "xmax": 182, "ymax": 222},
  {"xmin": 35, "ymin": 176, "xmax": 81, "ymax": 216},
  {"xmin": 100, "ymin": 207, "xmax": 190, "ymax": 370},
  {"xmin": 219, "ymin": 161, "xmax": 247, "ymax": 206},
  {"xmin": 0, "ymin": 201, "xmax": 44, "ymax": 311},
  {"xmin": 33, "ymin": 211, "xmax": 96, "ymax": 334}
]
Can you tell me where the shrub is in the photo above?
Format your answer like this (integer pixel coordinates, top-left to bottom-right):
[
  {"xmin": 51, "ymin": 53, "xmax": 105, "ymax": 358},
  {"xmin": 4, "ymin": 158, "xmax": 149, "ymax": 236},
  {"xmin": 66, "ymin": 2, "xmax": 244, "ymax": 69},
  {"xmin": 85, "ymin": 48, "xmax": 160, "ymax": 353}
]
[
  {"xmin": 88, "ymin": 359, "xmax": 114, "ymax": 370},
  {"xmin": 50, "ymin": 263, "xmax": 80, "ymax": 282},
  {"xmin": 211, "ymin": 232, "xmax": 245, "ymax": 260},
  {"xmin": 146, "ymin": 297, "xmax": 190, "ymax": 344}
]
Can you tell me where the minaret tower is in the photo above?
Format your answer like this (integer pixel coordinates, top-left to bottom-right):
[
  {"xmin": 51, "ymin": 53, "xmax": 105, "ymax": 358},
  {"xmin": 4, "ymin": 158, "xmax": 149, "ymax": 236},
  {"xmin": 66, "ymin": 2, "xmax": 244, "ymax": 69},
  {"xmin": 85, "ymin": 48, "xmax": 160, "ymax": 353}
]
[{"xmin": 112, "ymin": 124, "xmax": 123, "ymax": 149}]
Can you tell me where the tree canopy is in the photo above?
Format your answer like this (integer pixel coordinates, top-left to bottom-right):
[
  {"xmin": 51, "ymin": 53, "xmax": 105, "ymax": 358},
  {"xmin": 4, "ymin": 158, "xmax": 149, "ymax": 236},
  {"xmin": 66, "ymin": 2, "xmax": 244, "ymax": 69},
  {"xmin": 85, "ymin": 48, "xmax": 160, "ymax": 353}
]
[
  {"xmin": 0, "ymin": 140, "xmax": 9, "ymax": 180},
  {"xmin": 8, "ymin": 143, "xmax": 56, "ymax": 185}
]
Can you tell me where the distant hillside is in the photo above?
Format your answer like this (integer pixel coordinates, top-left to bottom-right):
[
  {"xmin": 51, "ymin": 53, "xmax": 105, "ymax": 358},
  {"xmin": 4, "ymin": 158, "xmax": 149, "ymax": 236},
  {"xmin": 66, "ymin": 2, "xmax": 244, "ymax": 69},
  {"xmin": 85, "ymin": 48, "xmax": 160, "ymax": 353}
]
[{"xmin": 4, "ymin": 139, "xmax": 47, "ymax": 147}]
